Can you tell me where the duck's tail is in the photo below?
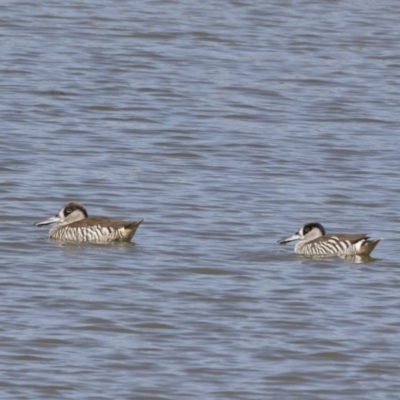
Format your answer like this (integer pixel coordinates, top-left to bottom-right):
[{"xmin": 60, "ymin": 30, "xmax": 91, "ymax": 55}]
[
  {"xmin": 122, "ymin": 219, "xmax": 144, "ymax": 241},
  {"xmin": 359, "ymin": 238, "xmax": 381, "ymax": 256}
]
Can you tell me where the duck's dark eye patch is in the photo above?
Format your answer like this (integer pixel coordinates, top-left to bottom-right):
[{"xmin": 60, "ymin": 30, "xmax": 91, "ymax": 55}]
[
  {"xmin": 304, "ymin": 226, "xmax": 311, "ymax": 234},
  {"xmin": 65, "ymin": 207, "xmax": 73, "ymax": 215}
]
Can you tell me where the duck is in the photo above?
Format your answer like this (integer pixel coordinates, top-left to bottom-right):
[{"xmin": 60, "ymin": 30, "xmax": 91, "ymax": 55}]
[
  {"xmin": 278, "ymin": 222, "xmax": 380, "ymax": 257},
  {"xmin": 35, "ymin": 201, "xmax": 143, "ymax": 243}
]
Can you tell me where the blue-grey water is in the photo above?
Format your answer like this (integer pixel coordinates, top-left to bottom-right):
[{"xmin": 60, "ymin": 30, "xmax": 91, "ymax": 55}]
[{"xmin": 1, "ymin": 1, "xmax": 400, "ymax": 399}]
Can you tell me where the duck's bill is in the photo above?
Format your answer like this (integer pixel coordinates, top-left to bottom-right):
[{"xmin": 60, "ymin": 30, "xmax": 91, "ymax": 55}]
[
  {"xmin": 278, "ymin": 234, "xmax": 300, "ymax": 245},
  {"xmin": 35, "ymin": 215, "xmax": 60, "ymax": 227}
]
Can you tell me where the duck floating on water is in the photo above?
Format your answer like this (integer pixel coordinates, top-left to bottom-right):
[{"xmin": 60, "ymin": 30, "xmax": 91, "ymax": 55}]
[
  {"xmin": 278, "ymin": 222, "xmax": 380, "ymax": 257},
  {"xmin": 36, "ymin": 202, "xmax": 143, "ymax": 243}
]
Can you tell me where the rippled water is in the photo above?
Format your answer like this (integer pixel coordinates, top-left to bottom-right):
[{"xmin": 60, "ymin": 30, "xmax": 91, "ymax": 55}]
[{"xmin": 1, "ymin": 1, "xmax": 400, "ymax": 399}]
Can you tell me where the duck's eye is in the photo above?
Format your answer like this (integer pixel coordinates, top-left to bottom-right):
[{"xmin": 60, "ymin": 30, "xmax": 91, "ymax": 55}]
[
  {"xmin": 65, "ymin": 207, "xmax": 72, "ymax": 215},
  {"xmin": 304, "ymin": 227, "xmax": 311, "ymax": 234}
]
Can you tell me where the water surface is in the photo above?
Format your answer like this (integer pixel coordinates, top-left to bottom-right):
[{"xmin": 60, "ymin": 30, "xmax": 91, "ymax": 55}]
[{"xmin": 1, "ymin": 1, "xmax": 400, "ymax": 399}]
